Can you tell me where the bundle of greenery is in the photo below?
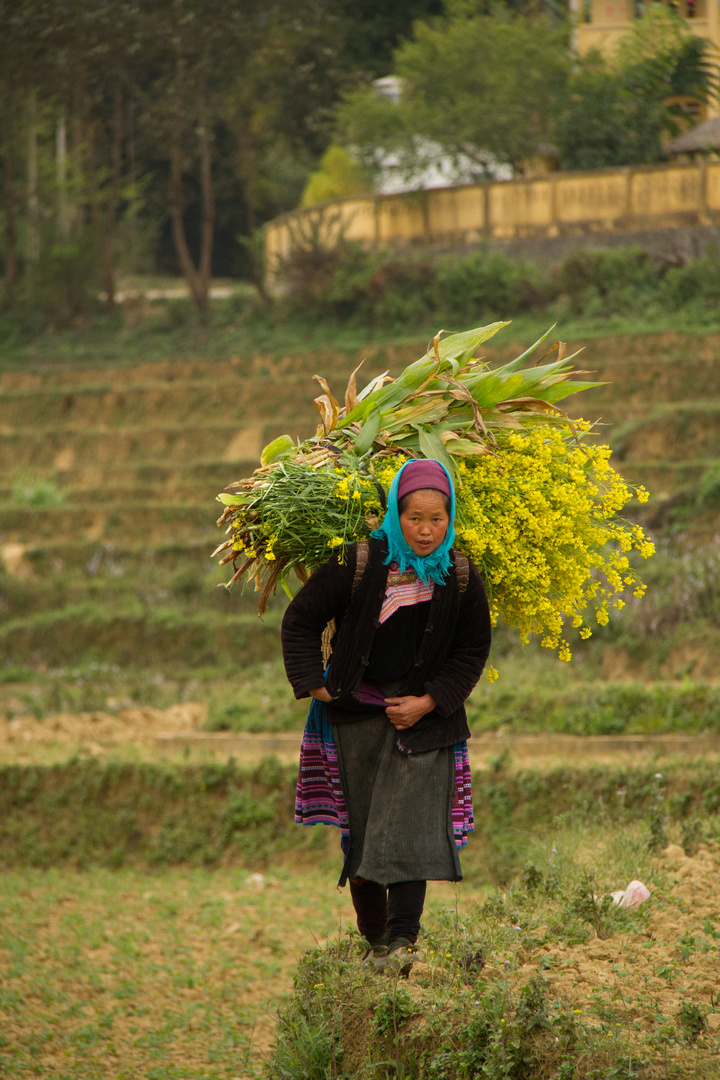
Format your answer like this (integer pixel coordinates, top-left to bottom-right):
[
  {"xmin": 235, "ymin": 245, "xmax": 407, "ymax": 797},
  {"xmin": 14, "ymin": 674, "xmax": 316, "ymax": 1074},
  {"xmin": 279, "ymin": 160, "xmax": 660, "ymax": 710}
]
[{"xmin": 215, "ymin": 323, "xmax": 653, "ymax": 673}]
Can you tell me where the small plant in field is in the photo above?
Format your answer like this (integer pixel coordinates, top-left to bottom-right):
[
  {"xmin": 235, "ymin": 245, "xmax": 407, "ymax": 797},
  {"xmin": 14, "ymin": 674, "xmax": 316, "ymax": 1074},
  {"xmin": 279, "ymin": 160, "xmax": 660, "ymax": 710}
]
[
  {"xmin": 603, "ymin": 1057, "xmax": 648, "ymax": 1080},
  {"xmin": 677, "ymin": 932, "xmax": 696, "ymax": 963},
  {"xmin": 372, "ymin": 987, "xmax": 418, "ymax": 1036},
  {"xmin": 678, "ymin": 1001, "xmax": 707, "ymax": 1044},
  {"xmin": 568, "ymin": 872, "xmax": 616, "ymax": 940},
  {"xmin": 270, "ymin": 1011, "xmax": 339, "ymax": 1080},
  {"xmin": 521, "ymin": 863, "xmax": 544, "ymax": 894},
  {"xmin": 453, "ymin": 977, "xmax": 567, "ymax": 1080}
]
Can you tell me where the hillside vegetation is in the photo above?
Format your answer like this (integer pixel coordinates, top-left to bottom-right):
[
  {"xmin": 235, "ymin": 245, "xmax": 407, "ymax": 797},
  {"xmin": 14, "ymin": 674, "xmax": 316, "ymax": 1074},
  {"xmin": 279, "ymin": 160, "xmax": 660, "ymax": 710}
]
[{"xmin": 0, "ymin": 326, "xmax": 718, "ymax": 737}]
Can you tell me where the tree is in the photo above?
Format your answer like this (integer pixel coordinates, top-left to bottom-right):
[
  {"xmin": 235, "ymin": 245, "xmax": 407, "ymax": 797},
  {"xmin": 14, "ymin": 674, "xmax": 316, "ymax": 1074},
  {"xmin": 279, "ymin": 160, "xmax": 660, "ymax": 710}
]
[
  {"xmin": 301, "ymin": 146, "xmax": 371, "ymax": 206},
  {"xmin": 1, "ymin": 0, "xmax": 464, "ymax": 318},
  {"xmin": 0, "ymin": 0, "xmax": 47, "ymax": 307},
  {"xmin": 337, "ymin": 1, "xmax": 570, "ymax": 177},
  {"xmin": 557, "ymin": 9, "xmax": 718, "ymax": 171},
  {"xmin": 555, "ymin": 54, "xmax": 665, "ymax": 170},
  {"xmin": 615, "ymin": 6, "xmax": 718, "ymax": 133}
]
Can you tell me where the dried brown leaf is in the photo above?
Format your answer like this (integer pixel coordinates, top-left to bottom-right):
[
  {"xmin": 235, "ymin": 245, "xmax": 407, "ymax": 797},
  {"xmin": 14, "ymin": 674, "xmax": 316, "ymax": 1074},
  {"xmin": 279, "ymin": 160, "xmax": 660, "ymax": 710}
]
[
  {"xmin": 258, "ymin": 558, "xmax": 287, "ymax": 616},
  {"xmin": 313, "ymin": 375, "xmax": 340, "ymax": 410},
  {"xmin": 313, "ymin": 395, "xmax": 338, "ymax": 435},
  {"xmin": 344, "ymin": 361, "xmax": 364, "ymax": 414},
  {"xmin": 496, "ymin": 397, "xmax": 568, "ymax": 416},
  {"xmin": 229, "ymin": 557, "xmax": 254, "ymax": 586}
]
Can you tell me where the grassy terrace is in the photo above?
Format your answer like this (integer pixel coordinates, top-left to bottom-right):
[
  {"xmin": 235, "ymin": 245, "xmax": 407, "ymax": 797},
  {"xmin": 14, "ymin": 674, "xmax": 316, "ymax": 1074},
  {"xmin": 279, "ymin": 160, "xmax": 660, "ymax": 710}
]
[{"xmin": 0, "ymin": 316, "xmax": 719, "ymax": 732}]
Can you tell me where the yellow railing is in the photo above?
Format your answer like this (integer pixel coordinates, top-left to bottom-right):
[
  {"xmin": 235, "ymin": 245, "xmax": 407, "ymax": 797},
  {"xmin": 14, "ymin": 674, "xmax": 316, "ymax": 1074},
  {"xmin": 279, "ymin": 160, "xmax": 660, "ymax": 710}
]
[{"xmin": 265, "ymin": 160, "xmax": 720, "ymax": 281}]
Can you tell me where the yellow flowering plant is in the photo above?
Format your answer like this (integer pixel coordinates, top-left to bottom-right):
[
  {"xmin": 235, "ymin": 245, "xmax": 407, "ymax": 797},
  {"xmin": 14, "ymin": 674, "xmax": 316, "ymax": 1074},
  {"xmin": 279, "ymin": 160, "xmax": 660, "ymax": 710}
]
[{"xmin": 215, "ymin": 323, "xmax": 654, "ymax": 666}]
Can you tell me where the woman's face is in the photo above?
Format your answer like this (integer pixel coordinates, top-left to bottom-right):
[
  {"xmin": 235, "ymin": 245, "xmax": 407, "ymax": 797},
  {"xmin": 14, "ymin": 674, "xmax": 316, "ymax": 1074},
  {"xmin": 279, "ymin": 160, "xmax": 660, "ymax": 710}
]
[{"xmin": 399, "ymin": 489, "xmax": 450, "ymax": 556}]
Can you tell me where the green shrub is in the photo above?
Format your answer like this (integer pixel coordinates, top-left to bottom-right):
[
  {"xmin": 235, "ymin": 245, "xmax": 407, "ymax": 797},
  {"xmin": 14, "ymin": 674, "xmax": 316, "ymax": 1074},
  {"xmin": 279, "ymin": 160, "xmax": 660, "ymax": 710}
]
[
  {"xmin": 436, "ymin": 247, "xmax": 546, "ymax": 323},
  {"xmin": 277, "ymin": 240, "xmax": 378, "ymax": 323},
  {"xmin": 662, "ymin": 250, "xmax": 720, "ymax": 311},
  {"xmin": 359, "ymin": 255, "xmax": 438, "ymax": 327},
  {"xmin": 554, "ymin": 247, "xmax": 664, "ymax": 316},
  {"xmin": 272, "ymin": 239, "xmax": 720, "ymax": 330}
]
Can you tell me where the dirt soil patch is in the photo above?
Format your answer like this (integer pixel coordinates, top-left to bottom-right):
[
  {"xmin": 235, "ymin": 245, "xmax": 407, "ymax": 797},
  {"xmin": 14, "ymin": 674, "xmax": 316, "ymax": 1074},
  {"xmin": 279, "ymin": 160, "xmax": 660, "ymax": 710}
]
[
  {"xmin": 516, "ymin": 843, "xmax": 720, "ymax": 1030},
  {"xmin": 400, "ymin": 842, "xmax": 720, "ymax": 1066},
  {"xmin": 0, "ymin": 703, "xmax": 207, "ymax": 757}
]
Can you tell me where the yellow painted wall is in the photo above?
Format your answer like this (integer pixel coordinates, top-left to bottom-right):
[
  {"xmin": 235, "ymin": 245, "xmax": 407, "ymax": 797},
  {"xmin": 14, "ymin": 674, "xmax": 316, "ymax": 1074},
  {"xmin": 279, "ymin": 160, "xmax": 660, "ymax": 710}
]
[
  {"xmin": 630, "ymin": 167, "xmax": 702, "ymax": 218},
  {"xmin": 577, "ymin": 6, "xmax": 718, "ymax": 56},
  {"xmin": 554, "ymin": 172, "xmax": 629, "ymax": 225},
  {"xmin": 264, "ymin": 162, "xmax": 719, "ymax": 280},
  {"xmin": 489, "ymin": 179, "xmax": 554, "ymax": 236},
  {"xmin": 705, "ymin": 162, "xmax": 720, "ymax": 210}
]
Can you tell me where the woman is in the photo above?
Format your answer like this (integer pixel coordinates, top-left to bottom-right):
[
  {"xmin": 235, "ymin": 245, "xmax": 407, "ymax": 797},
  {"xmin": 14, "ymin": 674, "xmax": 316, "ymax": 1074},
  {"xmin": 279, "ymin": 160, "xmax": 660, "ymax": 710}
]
[{"xmin": 281, "ymin": 459, "xmax": 492, "ymax": 972}]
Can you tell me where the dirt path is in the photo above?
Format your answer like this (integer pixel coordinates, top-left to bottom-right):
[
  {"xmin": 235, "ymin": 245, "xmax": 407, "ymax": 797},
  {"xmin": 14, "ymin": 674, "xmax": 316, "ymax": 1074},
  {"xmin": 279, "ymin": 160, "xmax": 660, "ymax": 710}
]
[{"xmin": 3, "ymin": 705, "xmax": 720, "ymax": 769}]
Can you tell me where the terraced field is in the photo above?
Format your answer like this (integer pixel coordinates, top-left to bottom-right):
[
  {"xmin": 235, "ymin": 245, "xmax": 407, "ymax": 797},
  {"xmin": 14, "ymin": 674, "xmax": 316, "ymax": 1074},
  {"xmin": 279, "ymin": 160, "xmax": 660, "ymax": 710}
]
[{"xmin": 0, "ymin": 329, "xmax": 718, "ymax": 733}]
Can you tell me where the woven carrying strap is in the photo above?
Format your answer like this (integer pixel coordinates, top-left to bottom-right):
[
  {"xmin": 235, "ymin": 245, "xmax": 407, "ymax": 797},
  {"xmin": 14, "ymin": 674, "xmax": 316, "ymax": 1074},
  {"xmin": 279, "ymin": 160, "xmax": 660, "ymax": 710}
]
[
  {"xmin": 321, "ymin": 541, "xmax": 370, "ymax": 665},
  {"xmin": 455, "ymin": 551, "xmax": 470, "ymax": 596}
]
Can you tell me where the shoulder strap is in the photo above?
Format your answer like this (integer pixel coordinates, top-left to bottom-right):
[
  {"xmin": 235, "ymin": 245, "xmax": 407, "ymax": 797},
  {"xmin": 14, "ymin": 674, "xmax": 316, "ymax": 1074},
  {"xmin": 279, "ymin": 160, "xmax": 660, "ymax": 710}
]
[
  {"xmin": 352, "ymin": 539, "xmax": 370, "ymax": 593},
  {"xmin": 322, "ymin": 540, "xmax": 370, "ymax": 665},
  {"xmin": 455, "ymin": 551, "xmax": 470, "ymax": 596}
]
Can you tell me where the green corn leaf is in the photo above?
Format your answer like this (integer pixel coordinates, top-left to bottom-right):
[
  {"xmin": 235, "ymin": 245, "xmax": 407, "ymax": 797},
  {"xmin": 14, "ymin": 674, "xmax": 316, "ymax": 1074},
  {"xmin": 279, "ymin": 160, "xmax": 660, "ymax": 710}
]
[
  {"xmin": 460, "ymin": 371, "xmax": 525, "ymax": 408},
  {"xmin": 415, "ymin": 424, "xmax": 454, "ymax": 473},
  {"xmin": 260, "ymin": 434, "xmax": 295, "ymax": 466},
  {"xmin": 498, "ymin": 325, "xmax": 557, "ymax": 372},
  {"xmin": 357, "ymin": 369, "xmax": 390, "ymax": 402},
  {"xmin": 446, "ymin": 438, "xmax": 494, "ymax": 456},
  {"xmin": 435, "ymin": 322, "xmax": 510, "ymax": 365},
  {"xmin": 542, "ymin": 379, "xmax": 604, "ymax": 403},
  {"xmin": 381, "ymin": 400, "xmax": 449, "ymax": 433},
  {"xmin": 386, "ymin": 431, "xmax": 421, "ymax": 451},
  {"xmin": 368, "ymin": 359, "xmax": 441, "ymax": 412},
  {"xmin": 336, "ymin": 396, "xmax": 374, "ymax": 428},
  {"xmin": 353, "ymin": 404, "xmax": 381, "ymax": 455}
]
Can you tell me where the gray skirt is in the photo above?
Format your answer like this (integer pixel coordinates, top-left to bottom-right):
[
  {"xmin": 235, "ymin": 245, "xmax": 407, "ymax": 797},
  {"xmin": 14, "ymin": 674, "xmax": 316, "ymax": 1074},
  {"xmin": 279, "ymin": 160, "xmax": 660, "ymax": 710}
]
[{"xmin": 333, "ymin": 712, "xmax": 462, "ymax": 886}]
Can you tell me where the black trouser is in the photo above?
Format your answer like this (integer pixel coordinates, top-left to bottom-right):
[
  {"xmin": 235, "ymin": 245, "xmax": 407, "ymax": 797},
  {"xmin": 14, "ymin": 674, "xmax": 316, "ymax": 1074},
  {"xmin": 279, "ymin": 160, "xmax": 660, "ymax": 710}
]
[{"xmin": 349, "ymin": 878, "xmax": 426, "ymax": 945}]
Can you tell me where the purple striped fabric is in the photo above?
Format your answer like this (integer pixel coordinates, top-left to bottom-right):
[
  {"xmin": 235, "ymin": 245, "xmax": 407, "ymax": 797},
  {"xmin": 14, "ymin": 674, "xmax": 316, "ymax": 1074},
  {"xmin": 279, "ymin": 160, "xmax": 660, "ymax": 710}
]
[
  {"xmin": 294, "ymin": 726, "xmax": 349, "ymax": 834},
  {"xmin": 294, "ymin": 705, "xmax": 474, "ymax": 849},
  {"xmin": 451, "ymin": 743, "xmax": 474, "ymax": 847}
]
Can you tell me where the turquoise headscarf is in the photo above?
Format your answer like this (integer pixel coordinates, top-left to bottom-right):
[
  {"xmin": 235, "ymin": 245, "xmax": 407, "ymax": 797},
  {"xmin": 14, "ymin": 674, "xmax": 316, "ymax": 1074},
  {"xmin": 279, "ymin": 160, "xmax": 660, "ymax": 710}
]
[{"xmin": 371, "ymin": 459, "xmax": 456, "ymax": 585}]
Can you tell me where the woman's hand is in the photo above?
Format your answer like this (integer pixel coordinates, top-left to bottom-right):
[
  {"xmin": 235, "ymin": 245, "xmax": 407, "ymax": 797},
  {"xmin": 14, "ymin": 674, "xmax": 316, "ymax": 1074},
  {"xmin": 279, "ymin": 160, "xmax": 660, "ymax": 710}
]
[
  {"xmin": 384, "ymin": 693, "xmax": 436, "ymax": 730},
  {"xmin": 310, "ymin": 686, "xmax": 333, "ymax": 703}
]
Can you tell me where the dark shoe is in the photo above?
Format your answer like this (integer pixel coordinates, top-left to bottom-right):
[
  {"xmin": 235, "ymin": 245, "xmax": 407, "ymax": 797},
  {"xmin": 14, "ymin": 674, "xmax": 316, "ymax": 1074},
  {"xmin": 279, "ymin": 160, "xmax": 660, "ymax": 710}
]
[
  {"xmin": 362, "ymin": 942, "xmax": 388, "ymax": 966},
  {"xmin": 373, "ymin": 938, "xmax": 417, "ymax": 977}
]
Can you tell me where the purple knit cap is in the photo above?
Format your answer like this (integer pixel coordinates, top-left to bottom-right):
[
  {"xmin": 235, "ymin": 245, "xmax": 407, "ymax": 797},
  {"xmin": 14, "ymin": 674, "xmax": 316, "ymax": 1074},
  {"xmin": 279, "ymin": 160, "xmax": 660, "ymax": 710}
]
[{"xmin": 397, "ymin": 459, "xmax": 451, "ymax": 501}]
